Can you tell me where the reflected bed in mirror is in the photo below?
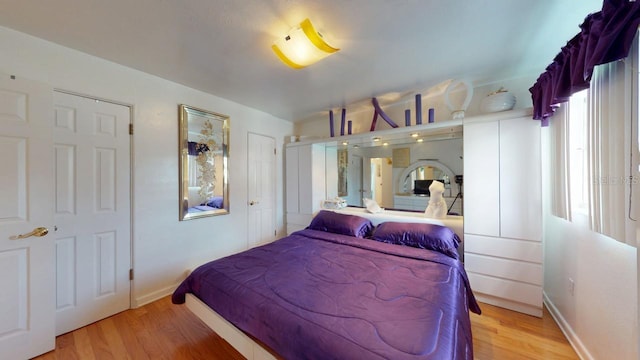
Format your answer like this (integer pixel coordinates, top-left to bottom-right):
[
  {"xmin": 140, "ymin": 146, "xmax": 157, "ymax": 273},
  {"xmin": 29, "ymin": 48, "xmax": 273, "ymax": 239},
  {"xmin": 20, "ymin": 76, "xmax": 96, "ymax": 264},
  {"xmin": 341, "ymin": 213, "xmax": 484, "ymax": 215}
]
[{"xmin": 179, "ymin": 104, "xmax": 229, "ymax": 220}]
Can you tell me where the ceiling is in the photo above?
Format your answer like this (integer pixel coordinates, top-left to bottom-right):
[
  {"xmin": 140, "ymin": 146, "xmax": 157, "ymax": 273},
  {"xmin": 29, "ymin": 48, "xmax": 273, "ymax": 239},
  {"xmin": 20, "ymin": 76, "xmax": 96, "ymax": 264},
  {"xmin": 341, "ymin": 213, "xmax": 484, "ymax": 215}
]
[{"xmin": 0, "ymin": 0, "xmax": 602, "ymax": 122}]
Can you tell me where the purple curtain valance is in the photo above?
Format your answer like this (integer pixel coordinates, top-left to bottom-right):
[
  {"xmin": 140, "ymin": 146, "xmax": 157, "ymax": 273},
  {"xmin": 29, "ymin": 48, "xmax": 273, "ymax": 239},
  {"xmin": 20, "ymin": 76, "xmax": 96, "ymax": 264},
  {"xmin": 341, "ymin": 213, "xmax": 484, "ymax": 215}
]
[{"xmin": 530, "ymin": 0, "xmax": 640, "ymax": 125}]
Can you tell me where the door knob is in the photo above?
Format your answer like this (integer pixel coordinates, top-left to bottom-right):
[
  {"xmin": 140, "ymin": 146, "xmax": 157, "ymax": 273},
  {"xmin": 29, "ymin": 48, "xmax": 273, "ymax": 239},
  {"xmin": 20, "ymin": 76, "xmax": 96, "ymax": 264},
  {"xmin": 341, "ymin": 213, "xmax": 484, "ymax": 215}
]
[{"xmin": 10, "ymin": 227, "xmax": 49, "ymax": 240}]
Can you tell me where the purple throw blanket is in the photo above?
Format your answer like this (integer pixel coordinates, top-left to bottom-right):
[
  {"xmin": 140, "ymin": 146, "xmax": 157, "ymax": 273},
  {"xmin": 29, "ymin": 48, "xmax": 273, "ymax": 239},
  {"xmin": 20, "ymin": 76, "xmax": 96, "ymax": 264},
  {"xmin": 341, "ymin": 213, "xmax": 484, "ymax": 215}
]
[{"xmin": 172, "ymin": 229, "xmax": 480, "ymax": 359}]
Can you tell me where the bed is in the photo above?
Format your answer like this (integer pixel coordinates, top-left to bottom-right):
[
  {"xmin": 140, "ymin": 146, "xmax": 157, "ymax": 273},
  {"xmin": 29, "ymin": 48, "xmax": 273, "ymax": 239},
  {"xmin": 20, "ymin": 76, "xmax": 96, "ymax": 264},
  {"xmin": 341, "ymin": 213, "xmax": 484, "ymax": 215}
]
[
  {"xmin": 172, "ymin": 210, "xmax": 480, "ymax": 359},
  {"xmin": 186, "ymin": 186, "xmax": 224, "ymax": 213}
]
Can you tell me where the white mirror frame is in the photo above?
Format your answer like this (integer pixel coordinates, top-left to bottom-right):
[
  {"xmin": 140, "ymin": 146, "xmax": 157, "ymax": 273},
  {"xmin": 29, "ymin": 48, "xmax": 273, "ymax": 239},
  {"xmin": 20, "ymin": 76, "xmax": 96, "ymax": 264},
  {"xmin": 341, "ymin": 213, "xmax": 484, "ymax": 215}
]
[{"xmin": 396, "ymin": 160, "xmax": 457, "ymax": 195}]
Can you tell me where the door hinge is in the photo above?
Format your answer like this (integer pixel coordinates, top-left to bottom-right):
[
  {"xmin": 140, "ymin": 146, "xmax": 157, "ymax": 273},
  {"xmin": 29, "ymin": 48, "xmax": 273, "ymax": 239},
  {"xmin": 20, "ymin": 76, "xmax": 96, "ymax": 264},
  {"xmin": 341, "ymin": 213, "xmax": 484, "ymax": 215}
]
[
  {"xmin": 274, "ymin": 148, "xmax": 276, "ymax": 155},
  {"xmin": 274, "ymin": 230, "xmax": 276, "ymax": 236},
  {"xmin": 129, "ymin": 123, "xmax": 133, "ymax": 135},
  {"xmin": 129, "ymin": 269, "xmax": 134, "ymax": 280}
]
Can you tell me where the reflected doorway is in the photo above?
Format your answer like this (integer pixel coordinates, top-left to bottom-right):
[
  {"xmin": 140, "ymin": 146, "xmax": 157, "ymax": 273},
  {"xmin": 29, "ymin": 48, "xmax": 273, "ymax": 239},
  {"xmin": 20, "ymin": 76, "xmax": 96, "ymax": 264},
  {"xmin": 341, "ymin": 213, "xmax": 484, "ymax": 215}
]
[
  {"xmin": 370, "ymin": 157, "xmax": 393, "ymax": 208},
  {"xmin": 342, "ymin": 154, "xmax": 363, "ymax": 207}
]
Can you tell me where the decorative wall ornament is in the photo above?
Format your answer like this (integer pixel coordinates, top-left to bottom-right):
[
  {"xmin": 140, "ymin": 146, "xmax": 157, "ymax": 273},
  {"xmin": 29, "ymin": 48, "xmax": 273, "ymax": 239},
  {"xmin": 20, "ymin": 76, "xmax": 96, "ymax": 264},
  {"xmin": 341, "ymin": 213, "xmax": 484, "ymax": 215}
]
[
  {"xmin": 329, "ymin": 110, "xmax": 335, "ymax": 137},
  {"xmin": 195, "ymin": 119, "xmax": 219, "ymax": 200},
  {"xmin": 415, "ymin": 94, "xmax": 422, "ymax": 124},
  {"xmin": 369, "ymin": 97, "xmax": 399, "ymax": 131},
  {"xmin": 325, "ymin": 78, "xmax": 470, "ymax": 136},
  {"xmin": 443, "ymin": 79, "xmax": 473, "ymax": 119}
]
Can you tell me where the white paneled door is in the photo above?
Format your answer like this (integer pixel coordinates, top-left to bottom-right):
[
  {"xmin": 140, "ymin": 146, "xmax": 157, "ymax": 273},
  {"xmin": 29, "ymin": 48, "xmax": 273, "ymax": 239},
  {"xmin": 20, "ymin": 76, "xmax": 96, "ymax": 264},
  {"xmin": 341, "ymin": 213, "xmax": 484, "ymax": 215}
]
[
  {"xmin": 0, "ymin": 75, "xmax": 55, "ymax": 359},
  {"xmin": 247, "ymin": 133, "xmax": 276, "ymax": 248},
  {"xmin": 53, "ymin": 91, "xmax": 131, "ymax": 335}
]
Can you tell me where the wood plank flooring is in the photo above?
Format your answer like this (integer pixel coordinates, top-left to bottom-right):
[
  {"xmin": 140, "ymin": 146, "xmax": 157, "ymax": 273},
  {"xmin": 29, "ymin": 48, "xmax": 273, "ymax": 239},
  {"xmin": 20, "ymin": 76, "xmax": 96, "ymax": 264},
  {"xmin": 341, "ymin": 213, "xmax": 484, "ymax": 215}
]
[{"xmin": 34, "ymin": 297, "xmax": 578, "ymax": 360}]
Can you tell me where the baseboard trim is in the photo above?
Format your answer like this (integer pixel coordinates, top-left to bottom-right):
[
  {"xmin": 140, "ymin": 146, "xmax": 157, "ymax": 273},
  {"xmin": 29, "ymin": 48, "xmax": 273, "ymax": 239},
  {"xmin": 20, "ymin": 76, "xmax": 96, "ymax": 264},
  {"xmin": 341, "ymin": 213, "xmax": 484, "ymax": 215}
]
[
  {"xmin": 542, "ymin": 291, "xmax": 593, "ymax": 360},
  {"xmin": 134, "ymin": 283, "xmax": 180, "ymax": 308}
]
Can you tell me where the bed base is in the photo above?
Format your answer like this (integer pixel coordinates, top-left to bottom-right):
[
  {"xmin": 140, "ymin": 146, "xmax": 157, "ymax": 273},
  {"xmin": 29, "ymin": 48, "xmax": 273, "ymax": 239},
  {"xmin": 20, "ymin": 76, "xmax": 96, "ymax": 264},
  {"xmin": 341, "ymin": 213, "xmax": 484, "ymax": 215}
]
[{"xmin": 185, "ymin": 293, "xmax": 278, "ymax": 360}]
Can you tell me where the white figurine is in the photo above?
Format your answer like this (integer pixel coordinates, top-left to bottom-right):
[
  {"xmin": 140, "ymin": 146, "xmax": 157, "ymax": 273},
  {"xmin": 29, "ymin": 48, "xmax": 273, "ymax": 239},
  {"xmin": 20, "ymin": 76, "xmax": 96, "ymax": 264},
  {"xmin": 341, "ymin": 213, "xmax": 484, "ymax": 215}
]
[{"xmin": 424, "ymin": 180, "xmax": 448, "ymax": 219}]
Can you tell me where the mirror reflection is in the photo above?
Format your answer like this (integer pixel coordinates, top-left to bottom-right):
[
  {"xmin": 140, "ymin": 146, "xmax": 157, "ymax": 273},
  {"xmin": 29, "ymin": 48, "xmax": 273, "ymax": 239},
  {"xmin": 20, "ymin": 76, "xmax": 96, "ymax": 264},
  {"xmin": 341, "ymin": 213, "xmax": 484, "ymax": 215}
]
[
  {"xmin": 326, "ymin": 132, "xmax": 463, "ymax": 214},
  {"xmin": 179, "ymin": 104, "xmax": 229, "ymax": 220}
]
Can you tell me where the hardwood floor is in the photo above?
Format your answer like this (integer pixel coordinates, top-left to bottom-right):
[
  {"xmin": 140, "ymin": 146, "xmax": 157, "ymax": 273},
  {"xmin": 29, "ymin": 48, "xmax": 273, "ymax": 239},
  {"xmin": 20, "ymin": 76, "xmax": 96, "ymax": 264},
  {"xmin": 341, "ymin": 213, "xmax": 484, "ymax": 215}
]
[
  {"xmin": 471, "ymin": 303, "xmax": 578, "ymax": 360},
  {"xmin": 34, "ymin": 297, "xmax": 578, "ymax": 360}
]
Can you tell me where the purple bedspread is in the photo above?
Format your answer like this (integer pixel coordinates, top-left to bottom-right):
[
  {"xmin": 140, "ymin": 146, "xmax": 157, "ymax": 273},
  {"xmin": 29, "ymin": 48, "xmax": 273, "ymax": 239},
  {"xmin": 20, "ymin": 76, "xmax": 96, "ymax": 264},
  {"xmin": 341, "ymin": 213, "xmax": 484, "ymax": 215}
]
[{"xmin": 172, "ymin": 229, "xmax": 481, "ymax": 360}]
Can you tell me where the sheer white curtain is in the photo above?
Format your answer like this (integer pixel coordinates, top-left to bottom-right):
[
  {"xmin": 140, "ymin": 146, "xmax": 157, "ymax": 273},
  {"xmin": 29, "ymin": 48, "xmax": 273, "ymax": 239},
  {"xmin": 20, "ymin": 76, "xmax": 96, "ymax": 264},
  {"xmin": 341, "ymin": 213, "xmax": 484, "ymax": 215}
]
[
  {"xmin": 588, "ymin": 59, "xmax": 633, "ymax": 244},
  {"xmin": 549, "ymin": 104, "xmax": 571, "ymax": 220}
]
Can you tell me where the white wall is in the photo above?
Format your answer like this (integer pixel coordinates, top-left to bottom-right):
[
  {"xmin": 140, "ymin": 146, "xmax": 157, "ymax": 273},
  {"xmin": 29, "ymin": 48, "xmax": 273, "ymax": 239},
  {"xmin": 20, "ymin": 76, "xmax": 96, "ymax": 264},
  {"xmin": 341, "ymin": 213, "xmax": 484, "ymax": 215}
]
[
  {"xmin": 541, "ymin": 129, "xmax": 638, "ymax": 360},
  {"xmin": 0, "ymin": 26, "xmax": 294, "ymax": 306}
]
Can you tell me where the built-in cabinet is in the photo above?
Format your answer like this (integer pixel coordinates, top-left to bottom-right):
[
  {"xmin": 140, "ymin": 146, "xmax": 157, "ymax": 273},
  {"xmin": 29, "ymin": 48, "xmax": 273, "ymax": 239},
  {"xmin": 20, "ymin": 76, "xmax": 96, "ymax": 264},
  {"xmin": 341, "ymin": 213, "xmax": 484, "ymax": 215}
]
[
  {"xmin": 463, "ymin": 111, "xmax": 543, "ymax": 317},
  {"xmin": 285, "ymin": 143, "xmax": 326, "ymax": 234}
]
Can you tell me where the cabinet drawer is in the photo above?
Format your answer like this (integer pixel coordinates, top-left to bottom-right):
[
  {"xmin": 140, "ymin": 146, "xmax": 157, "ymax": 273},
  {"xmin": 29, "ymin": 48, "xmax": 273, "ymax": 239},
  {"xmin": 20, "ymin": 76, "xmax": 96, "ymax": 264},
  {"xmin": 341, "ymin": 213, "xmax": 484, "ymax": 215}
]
[
  {"xmin": 468, "ymin": 272, "xmax": 542, "ymax": 309},
  {"xmin": 464, "ymin": 234, "xmax": 541, "ymax": 263},
  {"xmin": 465, "ymin": 253, "xmax": 542, "ymax": 285}
]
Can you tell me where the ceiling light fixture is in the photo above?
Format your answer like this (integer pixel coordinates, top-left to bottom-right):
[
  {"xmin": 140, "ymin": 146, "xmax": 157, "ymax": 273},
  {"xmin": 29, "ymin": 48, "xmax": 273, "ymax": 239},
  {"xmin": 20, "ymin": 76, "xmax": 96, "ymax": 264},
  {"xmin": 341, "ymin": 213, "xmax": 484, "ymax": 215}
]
[{"xmin": 272, "ymin": 18, "xmax": 339, "ymax": 69}]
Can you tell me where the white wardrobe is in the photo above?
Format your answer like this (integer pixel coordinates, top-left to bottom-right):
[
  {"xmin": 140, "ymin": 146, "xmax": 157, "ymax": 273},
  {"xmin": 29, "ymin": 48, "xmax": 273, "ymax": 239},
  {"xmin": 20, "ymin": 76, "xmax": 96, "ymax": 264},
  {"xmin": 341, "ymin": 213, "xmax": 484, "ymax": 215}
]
[{"xmin": 463, "ymin": 109, "xmax": 543, "ymax": 317}]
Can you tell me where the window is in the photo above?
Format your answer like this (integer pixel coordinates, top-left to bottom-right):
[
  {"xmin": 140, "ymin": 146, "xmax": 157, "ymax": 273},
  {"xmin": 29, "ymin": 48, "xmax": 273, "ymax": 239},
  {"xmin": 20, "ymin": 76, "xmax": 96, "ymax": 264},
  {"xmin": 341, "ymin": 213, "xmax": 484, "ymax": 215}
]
[{"xmin": 549, "ymin": 34, "xmax": 638, "ymax": 247}]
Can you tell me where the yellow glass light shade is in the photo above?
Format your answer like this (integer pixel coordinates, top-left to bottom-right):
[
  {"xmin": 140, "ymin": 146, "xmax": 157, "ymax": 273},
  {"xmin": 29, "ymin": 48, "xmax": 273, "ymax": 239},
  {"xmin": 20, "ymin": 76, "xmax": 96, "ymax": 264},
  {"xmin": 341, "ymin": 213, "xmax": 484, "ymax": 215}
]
[{"xmin": 272, "ymin": 18, "xmax": 339, "ymax": 69}]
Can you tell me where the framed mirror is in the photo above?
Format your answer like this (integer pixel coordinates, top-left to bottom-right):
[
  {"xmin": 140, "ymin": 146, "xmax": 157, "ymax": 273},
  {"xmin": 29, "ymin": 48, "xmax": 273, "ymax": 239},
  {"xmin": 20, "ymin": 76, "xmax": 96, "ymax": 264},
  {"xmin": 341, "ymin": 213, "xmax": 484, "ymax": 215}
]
[{"xmin": 178, "ymin": 104, "xmax": 229, "ymax": 220}]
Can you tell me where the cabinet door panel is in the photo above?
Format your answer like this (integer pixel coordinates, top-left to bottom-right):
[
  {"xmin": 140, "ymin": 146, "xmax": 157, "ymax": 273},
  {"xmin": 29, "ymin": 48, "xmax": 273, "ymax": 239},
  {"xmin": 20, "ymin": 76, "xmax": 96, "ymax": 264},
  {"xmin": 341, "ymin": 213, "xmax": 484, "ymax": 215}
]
[
  {"xmin": 463, "ymin": 121, "xmax": 500, "ymax": 236},
  {"xmin": 285, "ymin": 146, "xmax": 299, "ymax": 213},
  {"xmin": 499, "ymin": 118, "xmax": 542, "ymax": 240},
  {"xmin": 297, "ymin": 145, "xmax": 313, "ymax": 214}
]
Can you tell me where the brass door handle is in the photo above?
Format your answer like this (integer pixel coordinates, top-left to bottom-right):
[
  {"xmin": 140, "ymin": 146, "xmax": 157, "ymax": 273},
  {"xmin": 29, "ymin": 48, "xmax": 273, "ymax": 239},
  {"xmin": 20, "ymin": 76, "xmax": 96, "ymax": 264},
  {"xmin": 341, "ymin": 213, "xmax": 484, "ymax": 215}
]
[{"xmin": 10, "ymin": 227, "xmax": 49, "ymax": 240}]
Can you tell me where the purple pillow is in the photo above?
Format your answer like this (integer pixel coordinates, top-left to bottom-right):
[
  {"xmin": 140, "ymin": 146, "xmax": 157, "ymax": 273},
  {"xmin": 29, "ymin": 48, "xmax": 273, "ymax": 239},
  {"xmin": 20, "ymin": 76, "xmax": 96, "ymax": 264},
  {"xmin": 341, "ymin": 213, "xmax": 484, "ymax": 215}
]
[
  {"xmin": 371, "ymin": 222, "xmax": 460, "ymax": 259},
  {"xmin": 205, "ymin": 196, "xmax": 223, "ymax": 209},
  {"xmin": 307, "ymin": 210, "xmax": 374, "ymax": 238}
]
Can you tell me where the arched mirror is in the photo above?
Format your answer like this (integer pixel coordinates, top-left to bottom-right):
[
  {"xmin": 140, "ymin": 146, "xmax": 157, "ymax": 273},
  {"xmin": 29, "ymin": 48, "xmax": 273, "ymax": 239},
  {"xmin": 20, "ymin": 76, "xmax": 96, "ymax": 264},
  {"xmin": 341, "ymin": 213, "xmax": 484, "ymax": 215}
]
[
  {"xmin": 397, "ymin": 160, "xmax": 456, "ymax": 195},
  {"xmin": 178, "ymin": 104, "xmax": 229, "ymax": 220}
]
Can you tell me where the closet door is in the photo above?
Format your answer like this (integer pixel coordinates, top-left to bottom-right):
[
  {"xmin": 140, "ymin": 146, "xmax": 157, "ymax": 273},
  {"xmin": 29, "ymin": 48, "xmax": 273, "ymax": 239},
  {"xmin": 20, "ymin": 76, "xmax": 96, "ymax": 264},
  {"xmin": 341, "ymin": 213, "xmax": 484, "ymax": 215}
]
[
  {"xmin": 463, "ymin": 120, "xmax": 500, "ymax": 237},
  {"xmin": 0, "ymin": 74, "xmax": 55, "ymax": 359}
]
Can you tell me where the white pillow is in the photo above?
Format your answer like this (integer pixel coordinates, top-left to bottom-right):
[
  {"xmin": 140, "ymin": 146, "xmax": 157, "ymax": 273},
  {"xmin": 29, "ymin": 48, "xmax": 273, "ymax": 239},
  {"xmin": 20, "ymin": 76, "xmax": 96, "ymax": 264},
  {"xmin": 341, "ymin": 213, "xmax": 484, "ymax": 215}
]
[{"xmin": 363, "ymin": 198, "xmax": 383, "ymax": 213}]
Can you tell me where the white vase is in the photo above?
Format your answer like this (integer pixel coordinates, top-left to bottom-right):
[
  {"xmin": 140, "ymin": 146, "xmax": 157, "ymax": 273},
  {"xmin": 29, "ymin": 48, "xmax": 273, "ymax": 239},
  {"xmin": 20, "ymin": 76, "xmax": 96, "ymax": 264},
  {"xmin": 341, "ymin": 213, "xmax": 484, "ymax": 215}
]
[{"xmin": 480, "ymin": 91, "xmax": 516, "ymax": 113}]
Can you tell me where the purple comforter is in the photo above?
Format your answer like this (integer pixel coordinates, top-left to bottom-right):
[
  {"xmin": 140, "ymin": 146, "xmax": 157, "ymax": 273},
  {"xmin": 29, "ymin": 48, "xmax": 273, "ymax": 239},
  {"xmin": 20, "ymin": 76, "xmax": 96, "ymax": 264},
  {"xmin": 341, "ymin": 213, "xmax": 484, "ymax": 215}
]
[{"xmin": 172, "ymin": 229, "xmax": 481, "ymax": 360}]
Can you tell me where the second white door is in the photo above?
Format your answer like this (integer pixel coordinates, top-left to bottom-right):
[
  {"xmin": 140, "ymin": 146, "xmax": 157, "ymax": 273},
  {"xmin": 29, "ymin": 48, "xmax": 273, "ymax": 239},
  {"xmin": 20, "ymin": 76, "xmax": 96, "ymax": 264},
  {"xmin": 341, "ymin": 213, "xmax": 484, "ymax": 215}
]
[
  {"xmin": 247, "ymin": 133, "xmax": 276, "ymax": 248},
  {"xmin": 53, "ymin": 91, "xmax": 131, "ymax": 335}
]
